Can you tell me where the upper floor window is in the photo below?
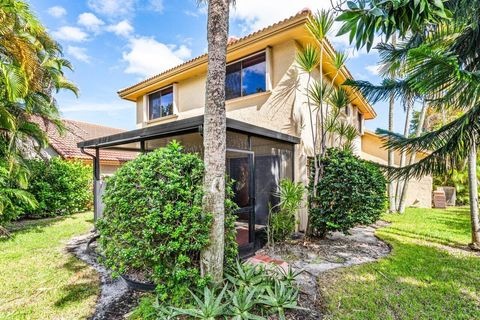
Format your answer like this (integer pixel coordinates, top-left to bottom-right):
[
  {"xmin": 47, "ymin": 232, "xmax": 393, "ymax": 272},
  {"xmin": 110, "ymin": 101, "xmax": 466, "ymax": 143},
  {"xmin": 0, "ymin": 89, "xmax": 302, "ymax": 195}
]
[
  {"xmin": 225, "ymin": 52, "xmax": 266, "ymax": 100},
  {"xmin": 149, "ymin": 86, "xmax": 174, "ymax": 120}
]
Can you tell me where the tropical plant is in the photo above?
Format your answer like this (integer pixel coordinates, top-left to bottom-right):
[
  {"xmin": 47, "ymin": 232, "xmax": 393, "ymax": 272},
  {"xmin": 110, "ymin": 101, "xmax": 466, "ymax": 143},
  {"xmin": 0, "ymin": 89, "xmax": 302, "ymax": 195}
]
[
  {"xmin": 174, "ymin": 286, "xmax": 229, "ymax": 319},
  {"xmin": 0, "ymin": 0, "xmax": 77, "ymax": 228},
  {"xmin": 258, "ymin": 280, "xmax": 302, "ymax": 320},
  {"xmin": 336, "ymin": 0, "xmax": 480, "ymax": 249},
  {"xmin": 140, "ymin": 260, "xmax": 303, "ymax": 320},
  {"xmin": 227, "ymin": 287, "xmax": 264, "ymax": 320},
  {"xmin": 267, "ymin": 179, "xmax": 304, "ymax": 246},
  {"xmin": 296, "ymin": 9, "xmax": 360, "ymax": 236},
  {"xmin": 226, "ymin": 260, "xmax": 268, "ymax": 290},
  {"xmin": 96, "ymin": 142, "xmax": 238, "ymax": 304},
  {"xmin": 309, "ymin": 148, "xmax": 387, "ymax": 238},
  {"xmin": 272, "ymin": 266, "xmax": 304, "ymax": 287}
]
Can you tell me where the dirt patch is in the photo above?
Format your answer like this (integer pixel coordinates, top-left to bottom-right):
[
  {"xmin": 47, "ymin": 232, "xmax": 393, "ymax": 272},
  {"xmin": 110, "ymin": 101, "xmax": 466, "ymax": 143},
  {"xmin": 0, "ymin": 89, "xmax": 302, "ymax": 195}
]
[
  {"xmin": 66, "ymin": 233, "xmax": 142, "ymax": 320},
  {"xmin": 259, "ymin": 221, "xmax": 391, "ymax": 319}
]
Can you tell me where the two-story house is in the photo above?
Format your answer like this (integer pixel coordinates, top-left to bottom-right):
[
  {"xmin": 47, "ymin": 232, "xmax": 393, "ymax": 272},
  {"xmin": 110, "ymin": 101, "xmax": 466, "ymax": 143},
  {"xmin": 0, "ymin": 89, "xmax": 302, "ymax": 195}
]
[{"xmin": 78, "ymin": 9, "xmax": 431, "ymax": 255}]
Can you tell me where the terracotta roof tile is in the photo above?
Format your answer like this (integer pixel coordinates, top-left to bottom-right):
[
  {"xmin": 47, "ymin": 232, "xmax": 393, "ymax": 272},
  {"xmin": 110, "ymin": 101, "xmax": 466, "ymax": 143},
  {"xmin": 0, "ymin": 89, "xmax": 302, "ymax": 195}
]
[{"xmin": 33, "ymin": 117, "xmax": 137, "ymax": 163}]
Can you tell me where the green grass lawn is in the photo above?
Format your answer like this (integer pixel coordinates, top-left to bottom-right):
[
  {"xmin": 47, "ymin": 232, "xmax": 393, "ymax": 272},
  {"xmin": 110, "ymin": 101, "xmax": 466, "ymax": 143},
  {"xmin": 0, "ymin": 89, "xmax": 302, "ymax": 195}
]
[
  {"xmin": 318, "ymin": 207, "xmax": 480, "ymax": 320},
  {"xmin": 0, "ymin": 212, "xmax": 99, "ymax": 320}
]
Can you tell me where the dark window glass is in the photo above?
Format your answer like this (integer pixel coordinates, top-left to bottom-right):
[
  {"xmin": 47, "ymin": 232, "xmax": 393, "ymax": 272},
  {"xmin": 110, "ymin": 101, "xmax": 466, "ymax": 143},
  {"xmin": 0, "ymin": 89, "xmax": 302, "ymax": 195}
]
[
  {"xmin": 225, "ymin": 52, "xmax": 266, "ymax": 100},
  {"xmin": 226, "ymin": 62, "xmax": 242, "ymax": 100},
  {"xmin": 242, "ymin": 54, "xmax": 266, "ymax": 96},
  {"xmin": 358, "ymin": 112, "xmax": 363, "ymax": 132},
  {"xmin": 149, "ymin": 86, "xmax": 174, "ymax": 120}
]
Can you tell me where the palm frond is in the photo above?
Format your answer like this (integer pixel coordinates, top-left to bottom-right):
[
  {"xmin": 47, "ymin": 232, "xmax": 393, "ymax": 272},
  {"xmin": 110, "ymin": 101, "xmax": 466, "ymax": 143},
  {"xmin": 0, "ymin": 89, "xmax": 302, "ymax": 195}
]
[{"xmin": 296, "ymin": 44, "xmax": 319, "ymax": 73}]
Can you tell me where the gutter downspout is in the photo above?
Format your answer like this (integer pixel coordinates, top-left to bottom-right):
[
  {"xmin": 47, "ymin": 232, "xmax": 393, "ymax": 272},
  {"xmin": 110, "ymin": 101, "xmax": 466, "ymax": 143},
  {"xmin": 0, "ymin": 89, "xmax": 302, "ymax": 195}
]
[{"xmin": 81, "ymin": 147, "xmax": 100, "ymax": 221}]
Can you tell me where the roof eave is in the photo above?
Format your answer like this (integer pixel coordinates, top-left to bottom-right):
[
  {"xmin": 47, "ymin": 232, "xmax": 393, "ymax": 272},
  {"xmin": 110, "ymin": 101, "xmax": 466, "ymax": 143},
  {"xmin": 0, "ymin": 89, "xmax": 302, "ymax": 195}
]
[{"xmin": 117, "ymin": 11, "xmax": 311, "ymax": 101}]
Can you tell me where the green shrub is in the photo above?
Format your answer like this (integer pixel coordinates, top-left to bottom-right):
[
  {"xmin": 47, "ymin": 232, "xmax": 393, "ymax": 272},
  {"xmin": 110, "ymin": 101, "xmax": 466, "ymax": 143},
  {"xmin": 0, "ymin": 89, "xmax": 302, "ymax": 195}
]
[
  {"xmin": 96, "ymin": 141, "xmax": 238, "ymax": 304},
  {"xmin": 309, "ymin": 148, "xmax": 387, "ymax": 238},
  {"xmin": 268, "ymin": 179, "xmax": 304, "ymax": 245},
  {"xmin": 20, "ymin": 157, "xmax": 92, "ymax": 218}
]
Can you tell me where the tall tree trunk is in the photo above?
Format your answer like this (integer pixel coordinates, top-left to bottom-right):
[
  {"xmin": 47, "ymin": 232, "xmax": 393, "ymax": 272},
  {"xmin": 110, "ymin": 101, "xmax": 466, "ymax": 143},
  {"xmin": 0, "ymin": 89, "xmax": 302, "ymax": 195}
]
[
  {"xmin": 387, "ymin": 34, "xmax": 397, "ymax": 213},
  {"xmin": 398, "ymin": 101, "xmax": 427, "ymax": 213},
  {"xmin": 395, "ymin": 98, "xmax": 413, "ymax": 212},
  {"xmin": 200, "ymin": 0, "xmax": 230, "ymax": 283},
  {"xmin": 387, "ymin": 91, "xmax": 396, "ymax": 212},
  {"xmin": 467, "ymin": 142, "xmax": 480, "ymax": 250}
]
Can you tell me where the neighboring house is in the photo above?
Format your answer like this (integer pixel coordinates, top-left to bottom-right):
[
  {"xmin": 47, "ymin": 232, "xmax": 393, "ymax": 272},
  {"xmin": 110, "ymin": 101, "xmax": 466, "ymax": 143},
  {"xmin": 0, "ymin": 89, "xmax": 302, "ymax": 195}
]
[
  {"xmin": 361, "ymin": 130, "xmax": 432, "ymax": 208},
  {"xmin": 33, "ymin": 118, "xmax": 136, "ymax": 175},
  {"xmin": 78, "ymin": 10, "xmax": 429, "ymax": 254}
]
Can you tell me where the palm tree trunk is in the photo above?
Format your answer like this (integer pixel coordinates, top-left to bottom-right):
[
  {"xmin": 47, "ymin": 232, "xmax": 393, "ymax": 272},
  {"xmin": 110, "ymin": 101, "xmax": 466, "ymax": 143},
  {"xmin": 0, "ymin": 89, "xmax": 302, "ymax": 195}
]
[
  {"xmin": 200, "ymin": 0, "xmax": 230, "ymax": 283},
  {"xmin": 395, "ymin": 98, "xmax": 413, "ymax": 212},
  {"xmin": 387, "ymin": 91, "xmax": 396, "ymax": 212},
  {"xmin": 398, "ymin": 101, "xmax": 427, "ymax": 213},
  {"xmin": 467, "ymin": 142, "xmax": 480, "ymax": 250},
  {"xmin": 387, "ymin": 34, "xmax": 396, "ymax": 213}
]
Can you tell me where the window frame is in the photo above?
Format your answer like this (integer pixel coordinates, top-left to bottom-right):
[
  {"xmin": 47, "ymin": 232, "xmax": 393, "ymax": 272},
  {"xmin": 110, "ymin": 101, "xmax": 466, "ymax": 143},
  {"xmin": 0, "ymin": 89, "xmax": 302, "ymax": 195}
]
[
  {"xmin": 146, "ymin": 85, "xmax": 176, "ymax": 121},
  {"xmin": 225, "ymin": 49, "xmax": 270, "ymax": 101}
]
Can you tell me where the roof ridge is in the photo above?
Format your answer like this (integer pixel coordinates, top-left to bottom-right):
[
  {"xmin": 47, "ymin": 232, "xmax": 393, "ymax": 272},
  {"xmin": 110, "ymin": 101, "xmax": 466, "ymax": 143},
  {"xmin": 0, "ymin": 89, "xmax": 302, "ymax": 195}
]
[{"xmin": 62, "ymin": 118, "xmax": 128, "ymax": 132}]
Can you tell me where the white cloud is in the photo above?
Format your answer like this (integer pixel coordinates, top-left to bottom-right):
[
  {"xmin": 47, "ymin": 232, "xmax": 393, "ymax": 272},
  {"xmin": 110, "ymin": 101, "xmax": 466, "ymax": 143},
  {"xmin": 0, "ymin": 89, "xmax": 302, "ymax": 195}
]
[
  {"xmin": 122, "ymin": 37, "xmax": 191, "ymax": 78},
  {"xmin": 172, "ymin": 44, "xmax": 192, "ymax": 60},
  {"xmin": 107, "ymin": 20, "xmax": 134, "ymax": 37},
  {"xmin": 229, "ymin": 2, "xmax": 376, "ymax": 59},
  {"xmin": 148, "ymin": 0, "xmax": 164, "ymax": 13},
  {"xmin": 52, "ymin": 26, "xmax": 88, "ymax": 42},
  {"xmin": 87, "ymin": 0, "xmax": 135, "ymax": 17},
  {"xmin": 231, "ymin": 1, "xmax": 330, "ymax": 32},
  {"xmin": 67, "ymin": 46, "xmax": 90, "ymax": 63},
  {"xmin": 47, "ymin": 6, "xmax": 66, "ymax": 18},
  {"xmin": 184, "ymin": 10, "xmax": 200, "ymax": 17},
  {"xmin": 77, "ymin": 13, "xmax": 104, "ymax": 32},
  {"xmin": 366, "ymin": 64, "xmax": 381, "ymax": 75}
]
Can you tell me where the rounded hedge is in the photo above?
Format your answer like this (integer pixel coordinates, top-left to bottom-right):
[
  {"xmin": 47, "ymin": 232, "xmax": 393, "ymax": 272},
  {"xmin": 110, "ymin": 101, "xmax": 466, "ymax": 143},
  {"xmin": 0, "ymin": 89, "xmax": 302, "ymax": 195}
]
[
  {"xmin": 96, "ymin": 141, "xmax": 237, "ymax": 304},
  {"xmin": 309, "ymin": 148, "xmax": 387, "ymax": 238}
]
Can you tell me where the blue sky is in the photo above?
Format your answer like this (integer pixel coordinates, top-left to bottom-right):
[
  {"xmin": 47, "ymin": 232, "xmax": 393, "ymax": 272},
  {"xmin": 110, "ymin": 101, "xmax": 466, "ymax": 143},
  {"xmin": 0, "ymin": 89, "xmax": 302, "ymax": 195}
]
[{"xmin": 27, "ymin": 0, "xmax": 410, "ymax": 133}]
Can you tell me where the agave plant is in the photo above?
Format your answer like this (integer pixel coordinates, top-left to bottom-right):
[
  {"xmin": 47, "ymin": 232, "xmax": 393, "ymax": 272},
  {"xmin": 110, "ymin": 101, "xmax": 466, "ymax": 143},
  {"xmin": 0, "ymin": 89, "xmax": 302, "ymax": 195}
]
[
  {"xmin": 271, "ymin": 266, "xmax": 304, "ymax": 287},
  {"xmin": 174, "ymin": 285, "xmax": 228, "ymax": 320},
  {"xmin": 150, "ymin": 297, "xmax": 179, "ymax": 320},
  {"xmin": 226, "ymin": 261, "xmax": 268, "ymax": 290},
  {"xmin": 258, "ymin": 280, "xmax": 304, "ymax": 320},
  {"xmin": 227, "ymin": 287, "xmax": 265, "ymax": 320}
]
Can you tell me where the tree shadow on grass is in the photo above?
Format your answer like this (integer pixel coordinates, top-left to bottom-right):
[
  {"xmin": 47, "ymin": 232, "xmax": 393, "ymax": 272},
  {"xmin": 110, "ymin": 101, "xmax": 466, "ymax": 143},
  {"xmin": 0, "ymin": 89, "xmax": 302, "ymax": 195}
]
[
  {"xmin": 318, "ymin": 238, "xmax": 480, "ymax": 319},
  {"xmin": 382, "ymin": 227, "xmax": 469, "ymax": 249},
  {"xmin": 1, "ymin": 211, "xmax": 94, "ymax": 242},
  {"xmin": 54, "ymin": 255, "xmax": 99, "ymax": 309}
]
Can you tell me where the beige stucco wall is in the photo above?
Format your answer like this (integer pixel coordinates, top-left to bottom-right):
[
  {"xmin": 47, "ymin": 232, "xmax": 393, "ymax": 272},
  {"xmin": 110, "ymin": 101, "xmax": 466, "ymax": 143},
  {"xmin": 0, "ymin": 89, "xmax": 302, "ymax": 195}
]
[
  {"xmin": 361, "ymin": 132, "xmax": 432, "ymax": 208},
  {"xmin": 135, "ymin": 40, "xmax": 367, "ymax": 231}
]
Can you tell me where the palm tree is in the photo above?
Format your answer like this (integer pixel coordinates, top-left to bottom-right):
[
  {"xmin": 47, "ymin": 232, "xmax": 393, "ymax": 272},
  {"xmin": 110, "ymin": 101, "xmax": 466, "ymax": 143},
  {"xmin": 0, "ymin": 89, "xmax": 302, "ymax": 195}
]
[
  {"xmin": 296, "ymin": 10, "xmax": 358, "ymax": 236},
  {"xmin": 337, "ymin": 0, "xmax": 480, "ymax": 249},
  {"xmin": 0, "ymin": 0, "xmax": 77, "ymax": 230},
  {"xmin": 199, "ymin": 0, "xmax": 231, "ymax": 283}
]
